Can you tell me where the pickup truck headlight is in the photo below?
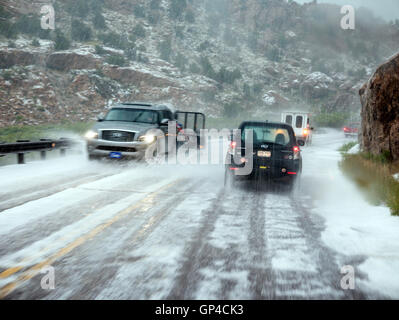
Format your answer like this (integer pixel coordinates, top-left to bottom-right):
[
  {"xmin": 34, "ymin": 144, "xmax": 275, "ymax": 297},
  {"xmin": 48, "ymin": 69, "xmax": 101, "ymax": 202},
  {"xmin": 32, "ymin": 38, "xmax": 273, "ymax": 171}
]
[
  {"xmin": 85, "ymin": 130, "xmax": 98, "ymax": 140},
  {"xmin": 138, "ymin": 135, "xmax": 156, "ymax": 144}
]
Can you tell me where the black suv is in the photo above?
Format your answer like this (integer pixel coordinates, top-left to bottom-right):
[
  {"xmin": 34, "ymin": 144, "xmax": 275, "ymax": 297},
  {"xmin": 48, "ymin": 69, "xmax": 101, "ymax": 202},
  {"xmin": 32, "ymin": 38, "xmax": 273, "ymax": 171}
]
[{"xmin": 225, "ymin": 121, "xmax": 303, "ymax": 189}]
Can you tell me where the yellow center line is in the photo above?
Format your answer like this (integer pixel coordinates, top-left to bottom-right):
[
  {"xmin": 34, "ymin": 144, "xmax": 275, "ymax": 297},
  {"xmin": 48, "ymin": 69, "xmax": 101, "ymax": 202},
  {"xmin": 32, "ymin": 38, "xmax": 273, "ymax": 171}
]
[
  {"xmin": 0, "ymin": 180, "xmax": 177, "ymax": 280},
  {"xmin": 0, "ymin": 180, "xmax": 179, "ymax": 299}
]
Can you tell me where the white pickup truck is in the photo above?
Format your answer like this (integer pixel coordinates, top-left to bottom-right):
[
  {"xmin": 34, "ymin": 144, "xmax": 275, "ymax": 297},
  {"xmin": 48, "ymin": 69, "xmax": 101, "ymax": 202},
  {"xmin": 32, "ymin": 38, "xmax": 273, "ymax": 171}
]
[{"xmin": 281, "ymin": 112, "xmax": 313, "ymax": 146}]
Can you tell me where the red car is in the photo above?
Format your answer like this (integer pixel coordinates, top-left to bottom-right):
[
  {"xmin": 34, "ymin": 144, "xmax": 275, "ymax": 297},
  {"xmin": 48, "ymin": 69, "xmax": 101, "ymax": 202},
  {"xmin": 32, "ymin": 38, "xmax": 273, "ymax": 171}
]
[{"xmin": 343, "ymin": 122, "xmax": 360, "ymax": 138}]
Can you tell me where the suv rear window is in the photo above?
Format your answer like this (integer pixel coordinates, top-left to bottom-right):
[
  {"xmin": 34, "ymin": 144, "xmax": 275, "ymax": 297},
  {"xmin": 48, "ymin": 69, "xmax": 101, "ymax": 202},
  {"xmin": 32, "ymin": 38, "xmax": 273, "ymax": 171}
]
[{"xmin": 241, "ymin": 125, "xmax": 292, "ymax": 146}]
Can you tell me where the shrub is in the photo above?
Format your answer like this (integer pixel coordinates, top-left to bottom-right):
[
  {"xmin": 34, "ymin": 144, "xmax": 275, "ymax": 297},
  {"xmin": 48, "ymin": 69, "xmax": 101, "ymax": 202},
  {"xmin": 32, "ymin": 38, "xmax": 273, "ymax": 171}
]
[
  {"xmin": 66, "ymin": 0, "xmax": 90, "ymax": 18},
  {"xmin": 54, "ymin": 31, "xmax": 70, "ymax": 51},
  {"xmin": 157, "ymin": 38, "xmax": 172, "ymax": 62},
  {"xmin": 106, "ymin": 55, "xmax": 126, "ymax": 67},
  {"xmin": 312, "ymin": 59, "xmax": 330, "ymax": 74},
  {"xmin": 95, "ymin": 45, "xmax": 106, "ymax": 55},
  {"xmin": 93, "ymin": 12, "xmax": 106, "ymax": 29},
  {"xmin": 150, "ymin": 0, "xmax": 161, "ymax": 10},
  {"xmin": 185, "ymin": 9, "xmax": 195, "ymax": 23},
  {"xmin": 201, "ymin": 91, "xmax": 216, "ymax": 102},
  {"xmin": 174, "ymin": 53, "xmax": 187, "ymax": 71},
  {"xmin": 125, "ymin": 47, "xmax": 137, "ymax": 61},
  {"xmin": 148, "ymin": 12, "xmax": 160, "ymax": 25},
  {"xmin": 137, "ymin": 52, "xmax": 149, "ymax": 63},
  {"xmin": 215, "ymin": 67, "xmax": 242, "ymax": 84},
  {"xmin": 340, "ymin": 154, "xmax": 399, "ymax": 215},
  {"xmin": 243, "ymin": 84, "xmax": 252, "ymax": 99},
  {"xmin": 134, "ymin": 5, "xmax": 146, "ymax": 18},
  {"xmin": 223, "ymin": 102, "xmax": 242, "ymax": 118},
  {"xmin": 38, "ymin": 29, "xmax": 51, "ymax": 40},
  {"xmin": 0, "ymin": 20, "xmax": 18, "ymax": 38},
  {"xmin": 94, "ymin": 68, "xmax": 104, "ymax": 77},
  {"xmin": 265, "ymin": 46, "xmax": 281, "ymax": 62},
  {"xmin": 15, "ymin": 14, "xmax": 41, "ymax": 36},
  {"xmin": 90, "ymin": 0, "xmax": 105, "ymax": 14},
  {"xmin": 199, "ymin": 56, "xmax": 216, "ymax": 78},
  {"xmin": 31, "ymin": 39, "xmax": 40, "ymax": 47},
  {"xmin": 2, "ymin": 71, "xmax": 13, "ymax": 81},
  {"xmin": 339, "ymin": 142, "xmax": 357, "ymax": 153},
  {"xmin": 0, "ymin": 5, "xmax": 12, "ymax": 19},
  {"xmin": 169, "ymin": 0, "xmax": 187, "ymax": 20},
  {"xmin": 175, "ymin": 26, "xmax": 184, "ymax": 39},
  {"xmin": 314, "ymin": 112, "xmax": 349, "ymax": 128},
  {"xmin": 189, "ymin": 63, "xmax": 200, "ymax": 74},
  {"xmin": 198, "ymin": 41, "xmax": 211, "ymax": 52},
  {"xmin": 99, "ymin": 32, "xmax": 128, "ymax": 50},
  {"xmin": 132, "ymin": 24, "xmax": 146, "ymax": 38},
  {"xmin": 253, "ymin": 83, "xmax": 263, "ymax": 95},
  {"xmin": 362, "ymin": 150, "xmax": 393, "ymax": 165},
  {"xmin": 71, "ymin": 20, "xmax": 92, "ymax": 42}
]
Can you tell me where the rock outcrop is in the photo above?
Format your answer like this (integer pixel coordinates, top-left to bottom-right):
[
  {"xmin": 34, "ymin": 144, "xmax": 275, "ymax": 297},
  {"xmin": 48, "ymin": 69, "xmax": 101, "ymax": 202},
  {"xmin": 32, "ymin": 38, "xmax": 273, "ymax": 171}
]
[
  {"xmin": 0, "ymin": 49, "xmax": 40, "ymax": 68},
  {"xmin": 359, "ymin": 52, "xmax": 399, "ymax": 161},
  {"xmin": 46, "ymin": 52, "xmax": 101, "ymax": 71},
  {"xmin": 1, "ymin": 0, "xmax": 399, "ymax": 127}
]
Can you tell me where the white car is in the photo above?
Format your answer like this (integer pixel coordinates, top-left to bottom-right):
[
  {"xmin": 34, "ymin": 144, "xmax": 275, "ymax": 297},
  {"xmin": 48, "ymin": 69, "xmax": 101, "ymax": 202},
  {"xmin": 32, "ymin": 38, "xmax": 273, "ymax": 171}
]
[{"xmin": 281, "ymin": 112, "xmax": 313, "ymax": 146}]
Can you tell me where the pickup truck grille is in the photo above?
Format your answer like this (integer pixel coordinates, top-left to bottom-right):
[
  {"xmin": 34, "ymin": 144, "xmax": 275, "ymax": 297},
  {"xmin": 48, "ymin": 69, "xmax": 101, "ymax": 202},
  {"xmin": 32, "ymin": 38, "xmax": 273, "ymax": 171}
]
[{"xmin": 102, "ymin": 130, "xmax": 135, "ymax": 142}]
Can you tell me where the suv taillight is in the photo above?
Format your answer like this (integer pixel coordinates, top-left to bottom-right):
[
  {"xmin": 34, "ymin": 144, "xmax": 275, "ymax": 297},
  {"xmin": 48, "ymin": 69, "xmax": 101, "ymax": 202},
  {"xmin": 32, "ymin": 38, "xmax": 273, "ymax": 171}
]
[
  {"xmin": 228, "ymin": 141, "xmax": 237, "ymax": 154},
  {"xmin": 293, "ymin": 146, "xmax": 300, "ymax": 159}
]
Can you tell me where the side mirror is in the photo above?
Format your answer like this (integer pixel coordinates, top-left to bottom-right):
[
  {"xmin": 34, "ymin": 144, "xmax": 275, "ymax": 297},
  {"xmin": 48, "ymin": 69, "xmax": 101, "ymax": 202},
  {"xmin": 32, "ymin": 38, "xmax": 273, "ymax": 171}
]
[
  {"xmin": 160, "ymin": 118, "xmax": 169, "ymax": 126},
  {"xmin": 97, "ymin": 114, "xmax": 105, "ymax": 122},
  {"xmin": 298, "ymin": 140, "xmax": 305, "ymax": 147}
]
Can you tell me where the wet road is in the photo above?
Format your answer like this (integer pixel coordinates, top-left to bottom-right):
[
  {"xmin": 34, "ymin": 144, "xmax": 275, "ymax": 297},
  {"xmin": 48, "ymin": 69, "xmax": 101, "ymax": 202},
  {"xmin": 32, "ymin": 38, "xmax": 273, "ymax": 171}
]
[{"xmin": 0, "ymin": 130, "xmax": 386, "ymax": 299}]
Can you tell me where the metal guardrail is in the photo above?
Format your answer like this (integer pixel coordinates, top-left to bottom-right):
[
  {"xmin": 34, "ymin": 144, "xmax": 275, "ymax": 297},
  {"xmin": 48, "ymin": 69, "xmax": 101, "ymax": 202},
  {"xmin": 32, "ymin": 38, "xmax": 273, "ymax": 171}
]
[{"xmin": 0, "ymin": 138, "xmax": 73, "ymax": 164}]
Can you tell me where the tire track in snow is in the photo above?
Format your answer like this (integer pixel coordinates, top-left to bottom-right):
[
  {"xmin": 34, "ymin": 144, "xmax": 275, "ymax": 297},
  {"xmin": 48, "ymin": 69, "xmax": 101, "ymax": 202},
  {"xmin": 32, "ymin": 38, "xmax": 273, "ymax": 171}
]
[
  {"xmin": 247, "ymin": 191, "xmax": 276, "ymax": 299},
  {"xmin": 167, "ymin": 187, "xmax": 262, "ymax": 300},
  {"xmin": 166, "ymin": 188, "xmax": 230, "ymax": 299},
  {"xmin": 261, "ymin": 193, "xmax": 341, "ymax": 299}
]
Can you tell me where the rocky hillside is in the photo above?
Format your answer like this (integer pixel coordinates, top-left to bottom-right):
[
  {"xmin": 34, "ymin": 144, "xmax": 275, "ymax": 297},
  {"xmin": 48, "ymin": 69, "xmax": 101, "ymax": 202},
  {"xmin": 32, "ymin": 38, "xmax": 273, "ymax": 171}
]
[
  {"xmin": 360, "ymin": 52, "xmax": 399, "ymax": 161},
  {"xmin": 1, "ymin": 0, "xmax": 399, "ymax": 127}
]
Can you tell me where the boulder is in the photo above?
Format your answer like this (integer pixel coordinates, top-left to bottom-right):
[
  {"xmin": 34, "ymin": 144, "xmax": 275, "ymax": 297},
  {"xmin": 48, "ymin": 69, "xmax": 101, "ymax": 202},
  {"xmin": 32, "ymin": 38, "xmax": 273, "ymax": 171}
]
[{"xmin": 359, "ymin": 52, "xmax": 399, "ymax": 160}]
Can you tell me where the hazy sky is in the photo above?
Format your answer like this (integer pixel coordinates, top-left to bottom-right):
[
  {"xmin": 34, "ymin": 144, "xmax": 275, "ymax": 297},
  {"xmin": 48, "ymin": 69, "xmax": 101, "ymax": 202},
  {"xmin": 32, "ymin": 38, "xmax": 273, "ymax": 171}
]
[{"xmin": 294, "ymin": 0, "xmax": 399, "ymax": 21}]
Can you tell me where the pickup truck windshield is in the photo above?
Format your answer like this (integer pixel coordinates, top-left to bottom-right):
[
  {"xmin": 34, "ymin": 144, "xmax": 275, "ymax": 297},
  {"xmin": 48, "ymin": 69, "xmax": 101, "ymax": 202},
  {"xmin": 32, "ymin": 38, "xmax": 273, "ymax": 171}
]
[
  {"xmin": 104, "ymin": 108, "xmax": 158, "ymax": 124},
  {"xmin": 241, "ymin": 125, "xmax": 291, "ymax": 146}
]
